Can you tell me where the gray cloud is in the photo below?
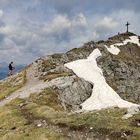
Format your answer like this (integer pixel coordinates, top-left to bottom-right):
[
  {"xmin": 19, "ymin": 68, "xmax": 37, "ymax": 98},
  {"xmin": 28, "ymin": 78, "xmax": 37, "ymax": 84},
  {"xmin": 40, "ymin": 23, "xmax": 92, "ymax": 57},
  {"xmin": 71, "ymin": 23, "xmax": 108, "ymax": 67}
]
[
  {"xmin": 0, "ymin": 0, "xmax": 139, "ymax": 65},
  {"xmin": 0, "ymin": 33, "xmax": 5, "ymax": 42}
]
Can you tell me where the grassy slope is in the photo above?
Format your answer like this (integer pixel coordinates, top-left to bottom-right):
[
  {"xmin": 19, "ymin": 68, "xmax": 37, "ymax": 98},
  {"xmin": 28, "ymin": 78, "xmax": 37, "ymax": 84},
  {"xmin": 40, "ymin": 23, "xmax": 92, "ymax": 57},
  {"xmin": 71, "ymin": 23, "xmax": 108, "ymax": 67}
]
[
  {"xmin": 0, "ymin": 88, "xmax": 139, "ymax": 140},
  {"xmin": 0, "ymin": 98, "xmax": 67, "ymax": 140},
  {"xmin": 0, "ymin": 69, "xmax": 26, "ymax": 100}
]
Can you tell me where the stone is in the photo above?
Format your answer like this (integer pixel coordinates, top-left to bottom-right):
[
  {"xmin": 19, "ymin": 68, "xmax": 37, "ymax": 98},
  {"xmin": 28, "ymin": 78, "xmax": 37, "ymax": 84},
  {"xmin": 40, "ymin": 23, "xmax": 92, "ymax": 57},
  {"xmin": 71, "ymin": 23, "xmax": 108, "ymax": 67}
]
[
  {"xmin": 47, "ymin": 76, "xmax": 93, "ymax": 107},
  {"xmin": 37, "ymin": 124, "xmax": 42, "ymax": 127},
  {"xmin": 122, "ymin": 106, "xmax": 140, "ymax": 119}
]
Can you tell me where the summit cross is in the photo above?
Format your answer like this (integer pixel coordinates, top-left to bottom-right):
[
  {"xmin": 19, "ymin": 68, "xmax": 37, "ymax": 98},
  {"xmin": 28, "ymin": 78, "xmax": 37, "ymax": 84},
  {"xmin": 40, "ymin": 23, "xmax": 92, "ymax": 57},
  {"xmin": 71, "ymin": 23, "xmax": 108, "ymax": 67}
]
[{"xmin": 126, "ymin": 22, "xmax": 130, "ymax": 33}]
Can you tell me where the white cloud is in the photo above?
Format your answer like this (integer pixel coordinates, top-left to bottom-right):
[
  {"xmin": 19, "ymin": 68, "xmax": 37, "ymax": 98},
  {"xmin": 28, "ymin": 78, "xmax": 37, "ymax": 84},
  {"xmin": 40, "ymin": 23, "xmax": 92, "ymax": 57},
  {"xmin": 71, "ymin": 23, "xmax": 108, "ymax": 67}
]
[
  {"xmin": 97, "ymin": 17, "xmax": 118, "ymax": 29},
  {"xmin": 0, "ymin": 13, "xmax": 90, "ymax": 64},
  {"xmin": 72, "ymin": 13, "xmax": 87, "ymax": 26},
  {"xmin": 92, "ymin": 31, "xmax": 99, "ymax": 40},
  {"xmin": 0, "ymin": 10, "xmax": 3, "ymax": 18},
  {"xmin": 47, "ymin": 15, "xmax": 71, "ymax": 33},
  {"xmin": 46, "ymin": 13, "xmax": 87, "ymax": 34},
  {"xmin": 0, "ymin": 25, "xmax": 15, "ymax": 35}
]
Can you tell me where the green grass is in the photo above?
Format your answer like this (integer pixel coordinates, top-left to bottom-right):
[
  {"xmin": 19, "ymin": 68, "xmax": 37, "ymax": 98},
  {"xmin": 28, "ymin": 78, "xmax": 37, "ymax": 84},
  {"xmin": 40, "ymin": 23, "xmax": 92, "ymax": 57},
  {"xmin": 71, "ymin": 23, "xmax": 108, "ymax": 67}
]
[
  {"xmin": 0, "ymin": 69, "xmax": 26, "ymax": 100},
  {"xmin": 23, "ymin": 89, "xmax": 140, "ymax": 139},
  {"xmin": 0, "ymin": 87, "xmax": 140, "ymax": 140},
  {"xmin": 0, "ymin": 98, "xmax": 68, "ymax": 140},
  {"xmin": 27, "ymin": 88, "xmax": 63, "ymax": 111},
  {"xmin": 26, "ymin": 104, "xmax": 140, "ymax": 139}
]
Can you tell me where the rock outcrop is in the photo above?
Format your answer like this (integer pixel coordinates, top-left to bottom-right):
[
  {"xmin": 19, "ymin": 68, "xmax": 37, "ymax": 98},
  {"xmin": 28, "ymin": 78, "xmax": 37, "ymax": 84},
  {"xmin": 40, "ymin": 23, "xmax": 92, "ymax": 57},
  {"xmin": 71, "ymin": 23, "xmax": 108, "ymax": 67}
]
[
  {"xmin": 34, "ymin": 44, "xmax": 98, "ymax": 109},
  {"xmin": 28, "ymin": 32, "xmax": 140, "ymax": 110}
]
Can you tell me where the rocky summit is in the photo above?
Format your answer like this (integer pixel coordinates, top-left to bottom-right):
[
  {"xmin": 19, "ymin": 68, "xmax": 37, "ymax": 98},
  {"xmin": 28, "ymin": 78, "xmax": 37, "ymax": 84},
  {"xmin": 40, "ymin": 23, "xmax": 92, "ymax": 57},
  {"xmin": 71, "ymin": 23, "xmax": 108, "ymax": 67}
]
[
  {"xmin": 36, "ymin": 32, "xmax": 140, "ymax": 108},
  {"xmin": 0, "ymin": 32, "xmax": 140, "ymax": 140}
]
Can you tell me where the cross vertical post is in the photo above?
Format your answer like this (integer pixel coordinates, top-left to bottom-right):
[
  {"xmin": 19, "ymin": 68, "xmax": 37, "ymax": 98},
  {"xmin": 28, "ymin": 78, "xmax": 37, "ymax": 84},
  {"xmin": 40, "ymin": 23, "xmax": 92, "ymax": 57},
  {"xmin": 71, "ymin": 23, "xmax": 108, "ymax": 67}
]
[{"xmin": 126, "ymin": 22, "xmax": 130, "ymax": 33}]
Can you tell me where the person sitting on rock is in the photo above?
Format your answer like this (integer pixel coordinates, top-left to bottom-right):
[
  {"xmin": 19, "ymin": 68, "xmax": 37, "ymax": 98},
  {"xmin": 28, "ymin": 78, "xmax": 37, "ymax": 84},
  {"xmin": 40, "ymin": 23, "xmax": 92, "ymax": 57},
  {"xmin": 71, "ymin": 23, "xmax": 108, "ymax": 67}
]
[{"xmin": 8, "ymin": 62, "xmax": 15, "ymax": 76}]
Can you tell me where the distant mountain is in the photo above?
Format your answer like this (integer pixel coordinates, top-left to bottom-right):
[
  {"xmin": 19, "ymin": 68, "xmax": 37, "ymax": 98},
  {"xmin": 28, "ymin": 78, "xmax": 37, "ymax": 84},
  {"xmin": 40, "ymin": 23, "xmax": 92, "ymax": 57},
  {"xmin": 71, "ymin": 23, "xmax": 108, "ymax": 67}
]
[
  {"xmin": 0, "ymin": 63, "xmax": 23, "ymax": 80},
  {"xmin": 0, "ymin": 72, "xmax": 6, "ymax": 80}
]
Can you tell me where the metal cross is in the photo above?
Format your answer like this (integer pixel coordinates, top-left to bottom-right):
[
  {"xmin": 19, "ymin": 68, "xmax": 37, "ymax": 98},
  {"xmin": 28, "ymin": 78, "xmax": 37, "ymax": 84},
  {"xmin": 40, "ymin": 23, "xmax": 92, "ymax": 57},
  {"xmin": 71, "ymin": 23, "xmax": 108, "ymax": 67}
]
[{"xmin": 126, "ymin": 22, "xmax": 130, "ymax": 32}]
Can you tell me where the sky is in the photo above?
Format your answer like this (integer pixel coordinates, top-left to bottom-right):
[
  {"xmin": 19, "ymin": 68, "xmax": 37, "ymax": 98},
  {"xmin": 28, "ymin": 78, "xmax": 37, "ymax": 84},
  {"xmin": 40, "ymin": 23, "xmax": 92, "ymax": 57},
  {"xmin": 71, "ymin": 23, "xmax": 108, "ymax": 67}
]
[{"xmin": 0, "ymin": 0, "xmax": 140, "ymax": 65}]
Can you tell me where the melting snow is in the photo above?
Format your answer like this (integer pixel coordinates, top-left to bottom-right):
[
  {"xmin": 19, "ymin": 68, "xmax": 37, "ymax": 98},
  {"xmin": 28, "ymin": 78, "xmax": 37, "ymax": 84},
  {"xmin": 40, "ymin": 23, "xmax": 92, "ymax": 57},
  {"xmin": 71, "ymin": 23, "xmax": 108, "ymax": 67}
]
[
  {"xmin": 105, "ymin": 36, "xmax": 140, "ymax": 55},
  {"xmin": 65, "ymin": 48, "xmax": 139, "ymax": 111},
  {"xmin": 104, "ymin": 44, "xmax": 120, "ymax": 55}
]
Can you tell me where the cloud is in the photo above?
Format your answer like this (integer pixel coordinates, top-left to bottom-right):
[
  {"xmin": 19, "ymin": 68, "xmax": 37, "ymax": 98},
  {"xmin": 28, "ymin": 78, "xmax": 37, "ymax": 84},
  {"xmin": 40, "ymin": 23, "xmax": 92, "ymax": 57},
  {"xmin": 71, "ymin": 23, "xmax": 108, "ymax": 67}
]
[
  {"xmin": 0, "ymin": 9, "xmax": 5, "ymax": 27},
  {"xmin": 0, "ymin": 0, "xmax": 140, "ymax": 65},
  {"xmin": 96, "ymin": 17, "xmax": 118, "ymax": 29},
  {"xmin": 72, "ymin": 13, "xmax": 87, "ymax": 26},
  {"xmin": 0, "ymin": 38, "xmax": 17, "ymax": 50},
  {"xmin": 0, "ymin": 33, "xmax": 5, "ymax": 42},
  {"xmin": 0, "ymin": 12, "xmax": 89, "ymax": 64},
  {"xmin": 0, "ymin": 10, "xmax": 3, "ymax": 17}
]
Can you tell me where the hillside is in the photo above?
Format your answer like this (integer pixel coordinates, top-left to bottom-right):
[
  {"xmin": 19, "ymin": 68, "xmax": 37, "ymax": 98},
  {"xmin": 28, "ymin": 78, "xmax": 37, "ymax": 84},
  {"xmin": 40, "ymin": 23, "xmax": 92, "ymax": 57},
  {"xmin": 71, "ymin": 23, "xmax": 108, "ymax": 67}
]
[{"xmin": 0, "ymin": 32, "xmax": 140, "ymax": 140}]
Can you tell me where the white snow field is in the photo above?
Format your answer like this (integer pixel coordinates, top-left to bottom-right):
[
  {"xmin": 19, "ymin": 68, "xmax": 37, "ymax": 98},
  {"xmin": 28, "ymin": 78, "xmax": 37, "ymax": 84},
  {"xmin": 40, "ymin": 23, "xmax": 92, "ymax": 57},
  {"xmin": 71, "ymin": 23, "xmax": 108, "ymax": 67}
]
[
  {"xmin": 105, "ymin": 36, "xmax": 140, "ymax": 55},
  {"xmin": 65, "ymin": 48, "xmax": 139, "ymax": 111}
]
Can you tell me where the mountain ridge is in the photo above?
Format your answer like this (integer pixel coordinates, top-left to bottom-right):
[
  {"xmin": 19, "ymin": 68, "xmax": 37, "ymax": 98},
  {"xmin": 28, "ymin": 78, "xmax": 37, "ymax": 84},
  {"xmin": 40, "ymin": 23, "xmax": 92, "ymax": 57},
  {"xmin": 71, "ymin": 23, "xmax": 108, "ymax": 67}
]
[
  {"xmin": 0, "ymin": 32, "xmax": 140, "ymax": 139},
  {"xmin": 1, "ymin": 32, "xmax": 140, "ymax": 108}
]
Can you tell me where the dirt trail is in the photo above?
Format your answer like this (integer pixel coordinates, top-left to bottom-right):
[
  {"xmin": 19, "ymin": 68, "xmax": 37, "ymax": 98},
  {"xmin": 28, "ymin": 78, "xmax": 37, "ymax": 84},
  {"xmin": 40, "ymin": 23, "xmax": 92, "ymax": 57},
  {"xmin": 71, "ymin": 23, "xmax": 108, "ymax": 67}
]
[{"xmin": 0, "ymin": 63, "xmax": 48, "ymax": 107}]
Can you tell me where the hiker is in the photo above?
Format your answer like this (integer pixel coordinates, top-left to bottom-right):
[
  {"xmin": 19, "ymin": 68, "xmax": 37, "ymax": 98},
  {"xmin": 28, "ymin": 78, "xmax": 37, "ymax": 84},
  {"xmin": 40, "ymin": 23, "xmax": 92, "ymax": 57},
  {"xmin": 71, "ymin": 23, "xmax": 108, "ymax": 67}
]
[{"xmin": 8, "ymin": 62, "xmax": 15, "ymax": 76}]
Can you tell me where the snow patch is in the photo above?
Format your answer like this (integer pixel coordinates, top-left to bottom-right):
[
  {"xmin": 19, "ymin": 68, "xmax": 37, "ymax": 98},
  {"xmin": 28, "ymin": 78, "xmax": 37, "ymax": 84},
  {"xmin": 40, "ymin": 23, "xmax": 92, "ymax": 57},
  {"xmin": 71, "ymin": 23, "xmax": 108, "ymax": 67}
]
[
  {"xmin": 104, "ymin": 44, "xmax": 120, "ymax": 55},
  {"xmin": 105, "ymin": 36, "xmax": 140, "ymax": 55},
  {"xmin": 65, "ymin": 48, "xmax": 139, "ymax": 111},
  {"xmin": 124, "ymin": 36, "xmax": 140, "ymax": 46}
]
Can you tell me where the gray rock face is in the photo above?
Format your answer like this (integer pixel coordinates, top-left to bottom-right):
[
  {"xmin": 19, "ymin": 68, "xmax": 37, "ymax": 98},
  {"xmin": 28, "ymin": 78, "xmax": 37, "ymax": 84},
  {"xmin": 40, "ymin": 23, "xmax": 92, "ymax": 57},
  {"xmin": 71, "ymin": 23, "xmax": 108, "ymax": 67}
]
[
  {"xmin": 97, "ymin": 34, "xmax": 140, "ymax": 104},
  {"xmin": 32, "ymin": 42, "xmax": 100, "ymax": 109},
  {"xmin": 58, "ymin": 77, "xmax": 93, "ymax": 106},
  {"xmin": 47, "ymin": 76, "xmax": 93, "ymax": 107},
  {"xmin": 34, "ymin": 44, "xmax": 97, "ymax": 109}
]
